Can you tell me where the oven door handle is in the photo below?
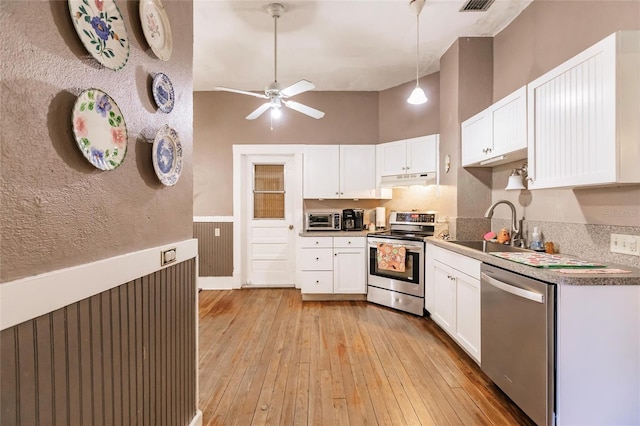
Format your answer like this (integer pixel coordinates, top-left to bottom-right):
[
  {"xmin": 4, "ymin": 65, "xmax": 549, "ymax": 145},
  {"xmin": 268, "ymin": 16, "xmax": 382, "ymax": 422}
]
[{"xmin": 368, "ymin": 243, "xmax": 423, "ymax": 253}]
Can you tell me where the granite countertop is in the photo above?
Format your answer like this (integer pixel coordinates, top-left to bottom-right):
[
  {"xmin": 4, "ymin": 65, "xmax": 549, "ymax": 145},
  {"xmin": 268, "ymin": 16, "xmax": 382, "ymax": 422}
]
[
  {"xmin": 425, "ymin": 237, "xmax": 640, "ymax": 286},
  {"xmin": 299, "ymin": 230, "xmax": 371, "ymax": 237}
]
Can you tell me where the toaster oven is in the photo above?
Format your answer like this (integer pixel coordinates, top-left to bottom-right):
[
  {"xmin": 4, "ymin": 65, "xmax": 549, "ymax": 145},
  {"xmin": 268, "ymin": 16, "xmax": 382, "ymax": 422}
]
[{"xmin": 305, "ymin": 212, "xmax": 341, "ymax": 231}]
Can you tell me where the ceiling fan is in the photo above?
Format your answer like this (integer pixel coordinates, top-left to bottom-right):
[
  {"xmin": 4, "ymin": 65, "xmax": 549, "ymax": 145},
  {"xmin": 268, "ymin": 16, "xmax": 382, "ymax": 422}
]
[{"xmin": 213, "ymin": 3, "xmax": 325, "ymax": 121}]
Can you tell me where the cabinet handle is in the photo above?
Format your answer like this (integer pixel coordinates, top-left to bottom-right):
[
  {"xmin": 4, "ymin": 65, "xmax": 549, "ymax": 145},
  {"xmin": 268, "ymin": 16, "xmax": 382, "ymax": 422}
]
[
  {"xmin": 487, "ymin": 148, "xmax": 492, "ymax": 153},
  {"xmin": 335, "ymin": 192, "xmax": 339, "ymax": 195},
  {"xmin": 334, "ymin": 253, "xmax": 337, "ymax": 256},
  {"xmin": 315, "ymin": 241, "xmax": 319, "ymax": 245},
  {"xmin": 315, "ymin": 280, "xmax": 319, "ymax": 284},
  {"xmin": 316, "ymin": 257, "xmax": 319, "ymax": 261},
  {"xmin": 348, "ymin": 241, "xmax": 351, "ymax": 245}
]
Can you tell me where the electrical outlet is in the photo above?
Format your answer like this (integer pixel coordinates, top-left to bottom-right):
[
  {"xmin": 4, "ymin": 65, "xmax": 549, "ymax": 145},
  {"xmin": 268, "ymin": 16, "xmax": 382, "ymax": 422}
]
[
  {"xmin": 161, "ymin": 248, "xmax": 177, "ymax": 266},
  {"xmin": 610, "ymin": 234, "xmax": 640, "ymax": 256},
  {"xmin": 215, "ymin": 228, "xmax": 220, "ymax": 237}
]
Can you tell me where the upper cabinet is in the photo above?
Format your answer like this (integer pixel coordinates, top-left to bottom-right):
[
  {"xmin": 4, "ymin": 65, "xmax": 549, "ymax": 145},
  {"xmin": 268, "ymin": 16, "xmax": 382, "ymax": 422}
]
[
  {"xmin": 461, "ymin": 86, "xmax": 527, "ymax": 167},
  {"xmin": 527, "ymin": 31, "xmax": 640, "ymax": 189},
  {"xmin": 304, "ymin": 145, "xmax": 377, "ymax": 199},
  {"xmin": 376, "ymin": 134, "xmax": 438, "ymax": 177}
]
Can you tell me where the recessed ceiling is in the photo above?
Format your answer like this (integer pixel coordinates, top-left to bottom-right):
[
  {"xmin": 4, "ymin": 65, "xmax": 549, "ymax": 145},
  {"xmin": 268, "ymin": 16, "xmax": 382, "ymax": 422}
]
[{"xmin": 193, "ymin": 0, "xmax": 532, "ymax": 92}]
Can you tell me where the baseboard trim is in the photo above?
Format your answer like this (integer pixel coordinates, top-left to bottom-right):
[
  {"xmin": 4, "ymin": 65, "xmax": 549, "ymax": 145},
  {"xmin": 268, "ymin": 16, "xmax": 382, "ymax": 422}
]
[
  {"xmin": 189, "ymin": 409, "xmax": 203, "ymax": 426},
  {"xmin": 301, "ymin": 293, "xmax": 367, "ymax": 301},
  {"xmin": 198, "ymin": 276, "xmax": 234, "ymax": 290},
  {"xmin": 0, "ymin": 239, "xmax": 198, "ymax": 330}
]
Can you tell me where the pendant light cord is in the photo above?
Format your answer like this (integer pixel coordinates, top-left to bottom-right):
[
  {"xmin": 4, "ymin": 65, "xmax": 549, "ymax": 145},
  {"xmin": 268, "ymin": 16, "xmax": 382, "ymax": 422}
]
[{"xmin": 415, "ymin": 12, "xmax": 420, "ymax": 86}]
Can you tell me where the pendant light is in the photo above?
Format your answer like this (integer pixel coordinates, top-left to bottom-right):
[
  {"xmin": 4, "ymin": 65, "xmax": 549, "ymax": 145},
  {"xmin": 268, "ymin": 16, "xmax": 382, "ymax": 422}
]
[{"xmin": 407, "ymin": 0, "xmax": 427, "ymax": 105}]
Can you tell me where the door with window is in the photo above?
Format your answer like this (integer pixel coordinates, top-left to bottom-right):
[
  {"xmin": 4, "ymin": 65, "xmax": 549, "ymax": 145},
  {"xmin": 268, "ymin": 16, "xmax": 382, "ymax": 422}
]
[{"xmin": 245, "ymin": 156, "xmax": 296, "ymax": 286}]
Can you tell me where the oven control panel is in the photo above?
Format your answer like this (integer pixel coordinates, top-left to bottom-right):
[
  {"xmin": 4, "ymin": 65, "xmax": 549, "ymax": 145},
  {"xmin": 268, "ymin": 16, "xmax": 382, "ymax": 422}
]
[{"xmin": 391, "ymin": 211, "xmax": 436, "ymax": 225}]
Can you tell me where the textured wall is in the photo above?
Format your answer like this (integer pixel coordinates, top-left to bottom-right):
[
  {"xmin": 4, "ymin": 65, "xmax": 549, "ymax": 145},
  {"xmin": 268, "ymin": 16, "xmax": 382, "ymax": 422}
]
[
  {"xmin": 0, "ymin": 1, "xmax": 194, "ymax": 282},
  {"xmin": 377, "ymin": 73, "xmax": 440, "ymax": 143},
  {"xmin": 193, "ymin": 222, "xmax": 233, "ymax": 276},
  {"xmin": 193, "ymin": 91, "xmax": 379, "ymax": 216},
  {"xmin": 489, "ymin": 0, "xmax": 640, "ymax": 225}
]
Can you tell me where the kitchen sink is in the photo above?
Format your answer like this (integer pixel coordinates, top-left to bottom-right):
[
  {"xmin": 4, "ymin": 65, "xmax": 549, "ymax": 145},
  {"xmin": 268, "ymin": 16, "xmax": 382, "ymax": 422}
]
[{"xmin": 449, "ymin": 240, "xmax": 532, "ymax": 253}]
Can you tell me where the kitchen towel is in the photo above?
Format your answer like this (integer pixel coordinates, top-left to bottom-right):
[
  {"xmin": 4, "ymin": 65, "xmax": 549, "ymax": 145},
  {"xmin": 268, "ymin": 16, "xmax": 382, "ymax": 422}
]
[{"xmin": 376, "ymin": 243, "xmax": 406, "ymax": 272}]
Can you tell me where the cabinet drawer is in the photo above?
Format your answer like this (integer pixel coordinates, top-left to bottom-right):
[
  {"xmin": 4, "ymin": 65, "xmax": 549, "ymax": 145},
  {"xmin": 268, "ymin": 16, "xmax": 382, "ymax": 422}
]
[
  {"xmin": 299, "ymin": 237, "xmax": 333, "ymax": 248},
  {"xmin": 300, "ymin": 271, "xmax": 333, "ymax": 294},
  {"xmin": 333, "ymin": 236, "xmax": 365, "ymax": 248},
  {"xmin": 300, "ymin": 248, "xmax": 333, "ymax": 270},
  {"xmin": 430, "ymin": 245, "xmax": 481, "ymax": 280}
]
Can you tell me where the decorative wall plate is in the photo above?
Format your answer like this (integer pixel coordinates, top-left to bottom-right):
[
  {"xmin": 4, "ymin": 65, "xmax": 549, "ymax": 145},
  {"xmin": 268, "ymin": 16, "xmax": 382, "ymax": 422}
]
[
  {"xmin": 140, "ymin": 0, "xmax": 173, "ymax": 61},
  {"xmin": 72, "ymin": 88, "xmax": 128, "ymax": 170},
  {"xmin": 152, "ymin": 125, "xmax": 182, "ymax": 186},
  {"xmin": 152, "ymin": 72, "xmax": 175, "ymax": 113},
  {"xmin": 68, "ymin": 0, "xmax": 130, "ymax": 71}
]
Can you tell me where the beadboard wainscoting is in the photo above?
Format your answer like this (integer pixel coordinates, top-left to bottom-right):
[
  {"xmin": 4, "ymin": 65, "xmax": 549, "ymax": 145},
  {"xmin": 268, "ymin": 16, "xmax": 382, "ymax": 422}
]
[
  {"xmin": 0, "ymin": 240, "xmax": 202, "ymax": 426},
  {"xmin": 193, "ymin": 217, "xmax": 234, "ymax": 290}
]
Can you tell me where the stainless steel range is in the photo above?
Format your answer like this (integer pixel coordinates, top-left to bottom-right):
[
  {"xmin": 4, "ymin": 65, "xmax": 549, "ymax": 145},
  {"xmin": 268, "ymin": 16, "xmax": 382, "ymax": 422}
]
[{"xmin": 366, "ymin": 211, "xmax": 436, "ymax": 315}]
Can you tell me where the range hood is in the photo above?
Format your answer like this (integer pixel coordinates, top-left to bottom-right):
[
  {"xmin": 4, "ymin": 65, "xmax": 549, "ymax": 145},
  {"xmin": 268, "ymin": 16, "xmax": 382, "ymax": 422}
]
[{"xmin": 378, "ymin": 172, "xmax": 436, "ymax": 188}]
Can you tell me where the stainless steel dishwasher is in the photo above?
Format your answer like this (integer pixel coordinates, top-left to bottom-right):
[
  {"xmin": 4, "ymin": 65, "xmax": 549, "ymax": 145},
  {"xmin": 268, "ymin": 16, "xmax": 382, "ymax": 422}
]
[{"xmin": 481, "ymin": 264, "xmax": 556, "ymax": 426}]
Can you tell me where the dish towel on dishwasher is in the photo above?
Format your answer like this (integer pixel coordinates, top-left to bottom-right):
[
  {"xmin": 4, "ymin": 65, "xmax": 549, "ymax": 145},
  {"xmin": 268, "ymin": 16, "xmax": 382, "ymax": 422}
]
[{"xmin": 376, "ymin": 243, "xmax": 406, "ymax": 272}]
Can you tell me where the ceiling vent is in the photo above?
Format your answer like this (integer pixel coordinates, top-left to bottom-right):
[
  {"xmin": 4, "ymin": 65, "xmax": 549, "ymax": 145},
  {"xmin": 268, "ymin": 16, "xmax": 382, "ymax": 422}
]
[{"xmin": 459, "ymin": 0, "xmax": 495, "ymax": 12}]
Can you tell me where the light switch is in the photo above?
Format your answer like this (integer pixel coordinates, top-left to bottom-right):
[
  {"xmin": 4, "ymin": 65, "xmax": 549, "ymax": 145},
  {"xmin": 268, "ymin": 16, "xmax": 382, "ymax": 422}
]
[{"xmin": 215, "ymin": 228, "xmax": 220, "ymax": 237}]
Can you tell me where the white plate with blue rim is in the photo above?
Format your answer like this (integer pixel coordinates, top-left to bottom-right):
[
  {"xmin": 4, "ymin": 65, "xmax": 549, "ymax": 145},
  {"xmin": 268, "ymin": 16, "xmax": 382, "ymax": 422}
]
[
  {"xmin": 152, "ymin": 72, "xmax": 175, "ymax": 113},
  {"xmin": 71, "ymin": 88, "xmax": 128, "ymax": 170},
  {"xmin": 152, "ymin": 124, "xmax": 182, "ymax": 186},
  {"xmin": 139, "ymin": 0, "xmax": 173, "ymax": 61},
  {"xmin": 68, "ymin": 0, "xmax": 130, "ymax": 71}
]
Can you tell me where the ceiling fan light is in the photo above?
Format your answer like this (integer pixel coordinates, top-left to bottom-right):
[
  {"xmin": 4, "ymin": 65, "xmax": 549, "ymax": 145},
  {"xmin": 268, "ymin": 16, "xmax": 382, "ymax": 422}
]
[
  {"xmin": 407, "ymin": 86, "xmax": 428, "ymax": 104},
  {"xmin": 271, "ymin": 106, "xmax": 282, "ymax": 119}
]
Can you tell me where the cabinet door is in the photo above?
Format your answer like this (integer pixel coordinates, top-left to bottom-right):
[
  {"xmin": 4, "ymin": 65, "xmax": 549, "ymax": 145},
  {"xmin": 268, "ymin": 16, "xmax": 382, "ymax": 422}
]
[
  {"xmin": 527, "ymin": 35, "xmax": 617, "ymax": 189},
  {"xmin": 406, "ymin": 135, "xmax": 437, "ymax": 174},
  {"xmin": 340, "ymin": 145, "xmax": 376, "ymax": 199},
  {"xmin": 455, "ymin": 273, "xmax": 480, "ymax": 363},
  {"xmin": 304, "ymin": 145, "xmax": 340, "ymax": 198},
  {"xmin": 333, "ymin": 248, "xmax": 366, "ymax": 294},
  {"xmin": 432, "ymin": 260, "xmax": 456, "ymax": 335},
  {"xmin": 491, "ymin": 86, "xmax": 527, "ymax": 158},
  {"xmin": 461, "ymin": 110, "xmax": 492, "ymax": 166},
  {"xmin": 376, "ymin": 140, "xmax": 407, "ymax": 176}
]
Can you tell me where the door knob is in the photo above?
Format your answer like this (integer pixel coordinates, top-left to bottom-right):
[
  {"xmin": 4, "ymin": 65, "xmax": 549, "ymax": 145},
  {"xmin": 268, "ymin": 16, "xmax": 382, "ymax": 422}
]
[{"xmin": 289, "ymin": 224, "xmax": 294, "ymax": 230}]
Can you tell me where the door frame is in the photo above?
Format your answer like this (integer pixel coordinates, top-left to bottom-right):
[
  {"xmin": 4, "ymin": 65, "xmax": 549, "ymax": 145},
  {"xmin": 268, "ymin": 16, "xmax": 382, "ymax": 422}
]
[{"xmin": 232, "ymin": 144, "xmax": 305, "ymax": 289}]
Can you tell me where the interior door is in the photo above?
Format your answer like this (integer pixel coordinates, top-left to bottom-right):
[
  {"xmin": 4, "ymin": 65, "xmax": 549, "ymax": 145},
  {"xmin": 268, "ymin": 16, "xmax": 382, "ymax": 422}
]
[{"xmin": 245, "ymin": 156, "xmax": 296, "ymax": 286}]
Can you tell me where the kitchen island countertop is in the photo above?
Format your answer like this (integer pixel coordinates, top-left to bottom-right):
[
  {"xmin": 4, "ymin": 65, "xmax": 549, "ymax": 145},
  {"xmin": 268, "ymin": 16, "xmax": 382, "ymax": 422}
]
[{"xmin": 425, "ymin": 237, "xmax": 640, "ymax": 286}]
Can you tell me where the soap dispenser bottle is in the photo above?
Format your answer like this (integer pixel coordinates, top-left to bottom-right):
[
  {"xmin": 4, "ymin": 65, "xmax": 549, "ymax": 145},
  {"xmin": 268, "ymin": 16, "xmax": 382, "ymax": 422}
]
[{"xmin": 530, "ymin": 227, "xmax": 544, "ymax": 251}]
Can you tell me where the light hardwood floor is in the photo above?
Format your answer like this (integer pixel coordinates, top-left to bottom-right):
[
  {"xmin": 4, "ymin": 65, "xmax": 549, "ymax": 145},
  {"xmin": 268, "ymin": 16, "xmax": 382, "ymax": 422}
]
[{"xmin": 198, "ymin": 289, "xmax": 534, "ymax": 425}]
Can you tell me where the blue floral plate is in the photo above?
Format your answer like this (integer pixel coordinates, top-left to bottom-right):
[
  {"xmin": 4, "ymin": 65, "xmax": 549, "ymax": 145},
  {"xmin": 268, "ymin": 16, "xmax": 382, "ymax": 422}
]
[
  {"xmin": 152, "ymin": 72, "xmax": 175, "ymax": 113},
  {"xmin": 152, "ymin": 125, "xmax": 182, "ymax": 186},
  {"xmin": 68, "ymin": 0, "xmax": 130, "ymax": 71},
  {"xmin": 72, "ymin": 88, "xmax": 128, "ymax": 170}
]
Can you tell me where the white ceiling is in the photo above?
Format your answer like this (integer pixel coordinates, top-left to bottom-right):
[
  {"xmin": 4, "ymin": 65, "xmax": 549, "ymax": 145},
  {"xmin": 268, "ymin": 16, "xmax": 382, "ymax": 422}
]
[{"xmin": 193, "ymin": 0, "xmax": 533, "ymax": 92}]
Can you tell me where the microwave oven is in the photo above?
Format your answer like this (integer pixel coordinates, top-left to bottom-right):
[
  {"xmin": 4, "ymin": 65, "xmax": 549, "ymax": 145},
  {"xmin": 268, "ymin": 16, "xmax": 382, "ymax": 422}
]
[{"xmin": 305, "ymin": 212, "xmax": 341, "ymax": 231}]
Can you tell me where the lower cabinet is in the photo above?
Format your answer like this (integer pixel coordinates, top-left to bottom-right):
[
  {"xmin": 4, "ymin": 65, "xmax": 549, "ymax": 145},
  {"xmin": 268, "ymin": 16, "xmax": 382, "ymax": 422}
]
[
  {"xmin": 426, "ymin": 244, "xmax": 481, "ymax": 363},
  {"xmin": 300, "ymin": 236, "xmax": 366, "ymax": 294}
]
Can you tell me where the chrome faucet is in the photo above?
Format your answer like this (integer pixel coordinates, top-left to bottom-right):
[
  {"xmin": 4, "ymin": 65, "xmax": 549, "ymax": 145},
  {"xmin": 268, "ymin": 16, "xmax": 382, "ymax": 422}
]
[{"xmin": 484, "ymin": 200, "xmax": 521, "ymax": 246}]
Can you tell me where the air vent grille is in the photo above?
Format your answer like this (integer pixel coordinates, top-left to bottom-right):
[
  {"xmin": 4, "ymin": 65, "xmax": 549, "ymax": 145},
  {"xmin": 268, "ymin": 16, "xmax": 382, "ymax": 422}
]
[{"xmin": 460, "ymin": 0, "xmax": 495, "ymax": 11}]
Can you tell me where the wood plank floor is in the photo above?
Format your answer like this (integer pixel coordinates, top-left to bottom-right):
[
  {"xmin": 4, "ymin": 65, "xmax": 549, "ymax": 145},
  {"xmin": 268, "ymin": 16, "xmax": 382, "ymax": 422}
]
[{"xmin": 198, "ymin": 289, "xmax": 535, "ymax": 426}]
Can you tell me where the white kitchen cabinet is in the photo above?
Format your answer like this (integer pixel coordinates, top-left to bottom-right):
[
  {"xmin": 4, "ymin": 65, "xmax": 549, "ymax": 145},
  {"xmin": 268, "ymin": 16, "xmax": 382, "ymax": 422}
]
[
  {"xmin": 376, "ymin": 134, "xmax": 438, "ymax": 178},
  {"xmin": 339, "ymin": 145, "xmax": 377, "ymax": 199},
  {"xmin": 425, "ymin": 244, "xmax": 481, "ymax": 363},
  {"xmin": 461, "ymin": 86, "xmax": 527, "ymax": 167},
  {"xmin": 527, "ymin": 31, "xmax": 640, "ymax": 189},
  {"xmin": 300, "ymin": 236, "xmax": 366, "ymax": 295},
  {"xmin": 304, "ymin": 145, "xmax": 377, "ymax": 199}
]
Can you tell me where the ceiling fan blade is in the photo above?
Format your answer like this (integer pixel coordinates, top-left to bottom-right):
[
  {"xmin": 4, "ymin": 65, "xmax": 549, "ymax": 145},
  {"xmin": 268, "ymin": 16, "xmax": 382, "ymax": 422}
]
[
  {"xmin": 246, "ymin": 103, "xmax": 272, "ymax": 120},
  {"xmin": 213, "ymin": 86, "xmax": 268, "ymax": 99},
  {"xmin": 280, "ymin": 79, "xmax": 315, "ymax": 98},
  {"xmin": 284, "ymin": 100, "xmax": 325, "ymax": 119}
]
